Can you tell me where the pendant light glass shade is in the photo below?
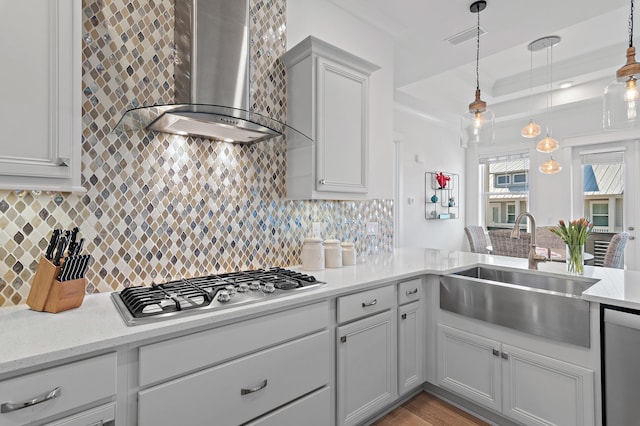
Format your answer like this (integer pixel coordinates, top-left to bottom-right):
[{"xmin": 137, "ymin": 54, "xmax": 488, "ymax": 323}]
[
  {"xmin": 536, "ymin": 133, "xmax": 559, "ymax": 153},
  {"xmin": 539, "ymin": 156, "xmax": 562, "ymax": 174},
  {"xmin": 521, "ymin": 119, "xmax": 542, "ymax": 138},
  {"xmin": 461, "ymin": 1, "xmax": 494, "ymax": 148},
  {"xmin": 604, "ymin": 0, "xmax": 640, "ymax": 129}
]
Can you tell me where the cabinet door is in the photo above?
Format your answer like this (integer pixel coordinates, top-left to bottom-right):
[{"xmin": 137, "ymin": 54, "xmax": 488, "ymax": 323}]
[
  {"xmin": 0, "ymin": 0, "xmax": 81, "ymax": 191},
  {"xmin": 316, "ymin": 57, "xmax": 369, "ymax": 194},
  {"xmin": 398, "ymin": 301, "xmax": 423, "ymax": 395},
  {"xmin": 337, "ymin": 310, "xmax": 396, "ymax": 426},
  {"xmin": 437, "ymin": 324, "xmax": 502, "ymax": 412},
  {"xmin": 501, "ymin": 344, "xmax": 594, "ymax": 426}
]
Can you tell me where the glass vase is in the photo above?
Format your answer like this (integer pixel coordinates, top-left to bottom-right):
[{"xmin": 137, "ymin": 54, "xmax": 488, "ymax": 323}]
[{"xmin": 565, "ymin": 244, "xmax": 584, "ymax": 275}]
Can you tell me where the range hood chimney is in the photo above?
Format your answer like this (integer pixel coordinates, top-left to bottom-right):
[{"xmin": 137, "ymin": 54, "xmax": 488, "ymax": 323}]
[{"xmin": 115, "ymin": 0, "xmax": 305, "ymax": 145}]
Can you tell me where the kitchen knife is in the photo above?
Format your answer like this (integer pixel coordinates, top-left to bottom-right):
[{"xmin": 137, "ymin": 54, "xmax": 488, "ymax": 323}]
[
  {"xmin": 58, "ymin": 257, "xmax": 71, "ymax": 281},
  {"xmin": 69, "ymin": 256, "xmax": 83, "ymax": 280},
  {"xmin": 79, "ymin": 255, "xmax": 92, "ymax": 279},
  {"xmin": 67, "ymin": 227, "xmax": 79, "ymax": 255},
  {"xmin": 73, "ymin": 238, "xmax": 84, "ymax": 256},
  {"xmin": 45, "ymin": 229, "xmax": 61, "ymax": 260},
  {"xmin": 53, "ymin": 236, "xmax": 68, "ymax": 266}
]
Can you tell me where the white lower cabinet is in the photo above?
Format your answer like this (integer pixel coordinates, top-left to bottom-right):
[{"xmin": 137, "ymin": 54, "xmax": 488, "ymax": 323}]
[
  {"xmin": 336, "ymin": 309, "xmax": 396, "ymax": 426},
  {"xmin": 398, "ymin": 301, "xmax": 424, "ymax": 396},
  {"xmin": 245, "ymin": 387, "xmax": 331, "ymax": 426},
  {"xmin": 438, "ymin": 325, "xmax": 594, "ymax": 426},
  {"xmin": 0, "ymin": 353, "xmax": 117, "ymax": 426},
  {"xmin": 138, "ymin": 331, "xmax": 330, "ymax": 426}
]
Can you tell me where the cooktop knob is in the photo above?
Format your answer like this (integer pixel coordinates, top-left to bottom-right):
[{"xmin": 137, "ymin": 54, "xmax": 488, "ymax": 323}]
[
  {"xmin": 237, "ymin": 283, "xmax": 250, "ymax": 293},
  {"xmin": 249, "ymin": 280, "xmax": 262, "ymax": 291},
  {"xmin": 218, "ymin": 290, "xmax": 231, "ymax": 303},
  {"xmin": 263, "ymin": 282, "xmax": 276, "ymax": 293},
  {"xmin": 224, "ymin": 285, "xmax": 236, "ymax": 295}
]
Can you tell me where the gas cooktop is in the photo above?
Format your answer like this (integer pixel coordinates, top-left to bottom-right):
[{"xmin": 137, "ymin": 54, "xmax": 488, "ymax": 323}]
[{"xmin": 111, "ymin": 267, "xmax": 325, "ymax": 326}]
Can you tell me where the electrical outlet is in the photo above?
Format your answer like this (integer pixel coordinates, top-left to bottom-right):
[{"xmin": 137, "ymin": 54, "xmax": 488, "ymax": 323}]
[
  {"xmin": 366, "ymin": 222, "xmax": 378, "ymax": 236},
  {"xmin": 312, "ymin": 222, "xmax": 322, "ymax": 238}
]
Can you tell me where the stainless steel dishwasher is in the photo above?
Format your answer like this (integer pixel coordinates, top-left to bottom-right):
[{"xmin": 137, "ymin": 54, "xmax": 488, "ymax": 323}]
[{"xmin": 602, "ymin": 305, "xmax": 640, "ymax": 425}]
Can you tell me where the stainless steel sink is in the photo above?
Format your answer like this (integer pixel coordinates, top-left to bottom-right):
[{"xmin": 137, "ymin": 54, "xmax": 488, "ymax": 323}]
[{"xmin": 440, "ymin": 266, "xmax": 599, "ymax": 347}]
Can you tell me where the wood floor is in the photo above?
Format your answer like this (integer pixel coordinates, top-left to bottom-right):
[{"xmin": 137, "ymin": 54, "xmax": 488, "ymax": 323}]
[{"xmin": 371, "ymin": 392, "xmax": 489, "ymax": 426}]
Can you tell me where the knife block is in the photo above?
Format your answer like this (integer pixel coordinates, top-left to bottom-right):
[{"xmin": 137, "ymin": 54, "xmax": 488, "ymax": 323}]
[{"xmin": 27, "ymin": 256, "xmax": 86, "ymax": 313}]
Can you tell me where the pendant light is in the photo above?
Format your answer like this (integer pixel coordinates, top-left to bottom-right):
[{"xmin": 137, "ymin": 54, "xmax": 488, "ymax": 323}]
[
  {"xmin": 539, "ymin": 156, "xmax": 562, "ymax": 174},
  {"xmin": 604, "ymin": 0, "xmax": 640, "ymax": 129},
  {"xmin": 521, "ymin": 47, "xmax": 541, "ymax": 138},
  {"xmin": 529, "ymin": 36, "xmax": 561, "ymax": 154},
  {"xmin": 461, "ymin": 1, "xmax": 494, "ymax": 148}
]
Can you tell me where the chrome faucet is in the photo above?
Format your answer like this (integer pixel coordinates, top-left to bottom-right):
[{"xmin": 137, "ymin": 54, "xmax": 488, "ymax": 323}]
[{"xmin": 511, "ymin": 212, "xmax": 547, "ymax": 270}]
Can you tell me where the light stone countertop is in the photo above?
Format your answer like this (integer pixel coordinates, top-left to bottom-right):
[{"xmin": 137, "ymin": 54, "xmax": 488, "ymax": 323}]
[{"xmin": 0, "ymin": 248, "xmax": 637, "ymax": 377}]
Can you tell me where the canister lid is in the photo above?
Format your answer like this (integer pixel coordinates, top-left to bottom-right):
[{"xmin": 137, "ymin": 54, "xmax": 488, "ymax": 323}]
[
  {"xmin": 324, "ymin": 239, "xmax": 340, "ymax": 245},
  {"xmin": 303, "ymin": 237, "xmax": 323, "ymax": 244}
]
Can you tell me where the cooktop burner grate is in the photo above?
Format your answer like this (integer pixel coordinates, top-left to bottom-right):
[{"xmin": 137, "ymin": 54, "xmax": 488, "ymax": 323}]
[{"xmin": 111, "ymin": 268, "xmax": 324, "ymax": 326}]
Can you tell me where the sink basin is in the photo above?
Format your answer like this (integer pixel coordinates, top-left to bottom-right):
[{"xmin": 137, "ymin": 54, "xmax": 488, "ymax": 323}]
[{"xmin": 440, "ymin": 266, "xmax": 599, "ymax": 347}]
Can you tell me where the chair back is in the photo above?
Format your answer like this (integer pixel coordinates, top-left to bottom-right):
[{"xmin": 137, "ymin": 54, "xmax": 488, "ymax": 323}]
[
  {"xmin": 536, "ymin": 226, "xmax": 564, "ymax": 250},
  {"xmin": 464, "ymin": 226, "xmax": 489, "ymax": 254},
  {"xmin": 603, "ymin": 232, "xmax": 630, "ymax": 268},
  {"xmin": 488, "ymin": 230, "xmax": 532, "ymax": 258}
]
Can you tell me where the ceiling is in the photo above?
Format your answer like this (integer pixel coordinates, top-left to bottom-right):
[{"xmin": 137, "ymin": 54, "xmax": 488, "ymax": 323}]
[{"xmin": 328, "ymin": 0, "xmax": 632, "ymax": 126}]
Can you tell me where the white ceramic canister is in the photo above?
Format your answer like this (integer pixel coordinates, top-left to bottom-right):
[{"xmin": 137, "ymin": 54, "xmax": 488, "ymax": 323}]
[
  {"xmin": 324, "ymin": 239, "xmax": 342, "ymax": 268},
  {"xmin": 301, "ymin": 237, "xmax": 324, "ymax": 271},
  {"xmin": 341, "ymin": 241, "xmax": 356, "ymax": 266}
]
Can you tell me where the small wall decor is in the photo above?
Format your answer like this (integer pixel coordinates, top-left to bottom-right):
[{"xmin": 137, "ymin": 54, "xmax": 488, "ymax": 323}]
[{"xmin": 426, "ymin": 172, "xmax": 459, "ymax": 220}]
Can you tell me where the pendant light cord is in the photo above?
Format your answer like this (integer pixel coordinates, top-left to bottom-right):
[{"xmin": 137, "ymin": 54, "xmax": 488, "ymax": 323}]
[
  {"xmin": 476, "ymin": 9, "xmax": 480, "ymax": 91},
  {"xmin": 546, "ymin": 45, "xmax": 554, "ymax": 133},
  {"xmin": 630, "ymin": 0, "xmax": 635, "ymax": 48}
]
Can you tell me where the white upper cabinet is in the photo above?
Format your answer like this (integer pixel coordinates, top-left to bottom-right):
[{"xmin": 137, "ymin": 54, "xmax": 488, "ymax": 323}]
[
  {"xmin": 282, "ymin": 36, "xmax": 379, "ymax": 200},
  {"xmin": 0, "ymin": 0, "xmax": 82, "ymax": 192}
]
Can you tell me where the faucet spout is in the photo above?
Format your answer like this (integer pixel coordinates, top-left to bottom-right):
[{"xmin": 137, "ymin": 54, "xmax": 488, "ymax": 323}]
[{"xmin": 511, "ymin": 212, "xmax": 546, "ymax": 270}]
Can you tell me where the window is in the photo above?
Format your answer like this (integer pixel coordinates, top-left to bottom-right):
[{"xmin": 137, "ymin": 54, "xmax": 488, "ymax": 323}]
[
  {"xmin": 479, "ymin": 152, "xmax": 529, "ymax": 230},
  {"xmin": 591, "ymin": 202, "xmax": 609, "ymax": 227},
  {"xmin": 580, "ymin": 150, "xmax": 624, "ymax": 233},
  {"xmin": 496, "ymin": 175, "xmax": 510, "ymax": 187},
  {"xmin": 507, "ymin": 203, "xmax": 516, "ymax": 223},
  {"xmin": 512, "ymin": 172, "xmax": 527, "ymax": 184}
]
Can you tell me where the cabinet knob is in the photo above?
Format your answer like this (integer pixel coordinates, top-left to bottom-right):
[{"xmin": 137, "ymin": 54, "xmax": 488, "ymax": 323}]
[
  {"xmin": 319, "ymin": 179, "xmax": 326, "ymax": 185},
  {"xmin": 401, "ymin": 313, "xmax": 407, "ymax": 320},
  {"xmin": 340, "ymin": 336, "xmax": 347, "ymax": 343},
  {"xmin": 492, "ymin": 349, "xmax": 500, "ymax": 357},
  {"xmin": 501, "ymin": 352, "xmax": 509, "ymax": 360}
]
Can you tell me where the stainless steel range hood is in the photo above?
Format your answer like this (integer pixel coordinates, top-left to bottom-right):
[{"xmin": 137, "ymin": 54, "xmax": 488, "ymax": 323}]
[{"xmin": 115, "ymin": 0, "xmax": 308, "ymax": 145}]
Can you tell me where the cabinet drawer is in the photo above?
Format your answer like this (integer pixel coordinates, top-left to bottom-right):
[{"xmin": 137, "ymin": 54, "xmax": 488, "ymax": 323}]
[
  {"xmin": 398, "ymin": 278, "xmax": 422, "ymax": 305},
  {"xmin": 0, "ymin": 353, "xmax": 116, "ymax": 426},
  {"xmin": 245, "ymin": 387, "xmax": 331, "ymax": 426},
  {"xmin": 138, "ymin": 331, "xmax": 330, "ymax": 426},
  {"xmin": 337, "ymin": 285, "xmax": 394, "ymax": 324},
  {"xmin": 139, "ymin": 301, "xmax": 328, "ymax": 387}
]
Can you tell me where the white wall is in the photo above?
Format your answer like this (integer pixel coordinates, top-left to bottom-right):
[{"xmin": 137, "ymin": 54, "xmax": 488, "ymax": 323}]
[
  {"xmin": 394, "ymin": 106, "xmax": 466, "ymax": 250},
  {"xmin": 286, "ymin": 0, "xmax": 395, "ymax": 199}
]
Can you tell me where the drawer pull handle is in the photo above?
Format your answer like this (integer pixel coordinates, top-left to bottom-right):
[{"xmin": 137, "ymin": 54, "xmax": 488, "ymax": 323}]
[
  {"xmin": 362, "ymin": 299, "xmax": 377, "ymax": 308},
  {"xmin": 406, "ymin": 288, "xmax": 418, "ymax": 296},
  {"xmin": 241, "ymin": 379, "xmax": 268, "ymax": 395},
  {"xmin": 1, "ymin": 386, "xmax": 62, "ymax": 413}
]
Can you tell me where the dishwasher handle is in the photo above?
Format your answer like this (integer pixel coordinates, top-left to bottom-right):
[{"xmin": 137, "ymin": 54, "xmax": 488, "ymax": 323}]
[{"xmin": 604, "ymin": 308, "xmax": 640, "ymax": 330}]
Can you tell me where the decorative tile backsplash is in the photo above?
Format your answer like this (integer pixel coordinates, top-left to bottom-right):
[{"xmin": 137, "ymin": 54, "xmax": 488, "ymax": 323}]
[{"xmin": 0, "ymin": 0, "xmax": 393, "ymax": 307}]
